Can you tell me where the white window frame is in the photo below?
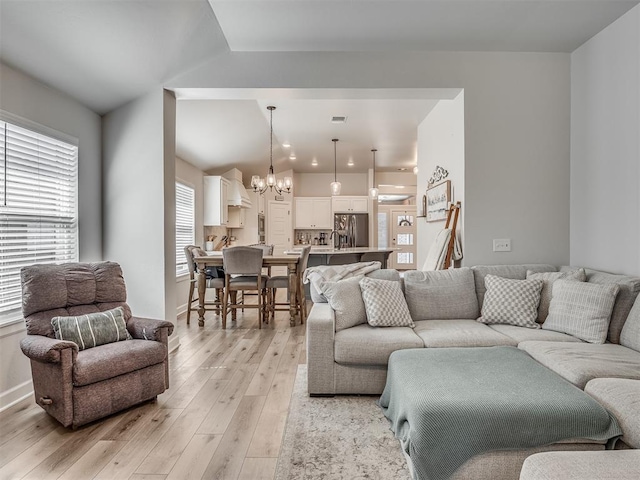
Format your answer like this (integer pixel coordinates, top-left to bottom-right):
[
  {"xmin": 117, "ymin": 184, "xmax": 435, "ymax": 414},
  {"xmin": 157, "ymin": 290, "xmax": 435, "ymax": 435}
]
[
  {"xmin": 175, "ymin": 179, "xmax": 195, "ymax": 278},
  {"xmin": 0, "ymin": 111, "xmax": 79, "ymax": 326}
]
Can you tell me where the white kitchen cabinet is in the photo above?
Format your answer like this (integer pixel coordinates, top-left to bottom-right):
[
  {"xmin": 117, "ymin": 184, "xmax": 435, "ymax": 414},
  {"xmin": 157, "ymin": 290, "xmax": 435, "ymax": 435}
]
[
  {"xmin": 204, "ymin": 176, "xmax": 230, "ymax": 226},
  {"xmin": 295, "ymin": 197, "xmax": 332, "ymax": 229},
  {"xmin": 227, "ymin": 206, "xmax": 245, "ymax": 228},
  {"xmin": 332, "ymin": 196, "xmax": 369, "ymax": 213}
]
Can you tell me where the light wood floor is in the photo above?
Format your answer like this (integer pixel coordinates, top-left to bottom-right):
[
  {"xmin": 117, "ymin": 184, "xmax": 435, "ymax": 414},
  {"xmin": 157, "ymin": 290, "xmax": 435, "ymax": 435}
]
[{"xmin": 0, "ymin": 301, "xmax": 307, "ymax": 480}]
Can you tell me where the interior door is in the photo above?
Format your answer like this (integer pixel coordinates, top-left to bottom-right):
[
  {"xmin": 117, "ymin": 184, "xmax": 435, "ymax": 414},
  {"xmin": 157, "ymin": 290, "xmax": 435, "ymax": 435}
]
[
  {"xmin": 391, "ymin": 208, "xmax": 417, "ymax": 270},
  {"xmin": 268, "ymin": 201, "xmax": 292, "ymax": 254}
]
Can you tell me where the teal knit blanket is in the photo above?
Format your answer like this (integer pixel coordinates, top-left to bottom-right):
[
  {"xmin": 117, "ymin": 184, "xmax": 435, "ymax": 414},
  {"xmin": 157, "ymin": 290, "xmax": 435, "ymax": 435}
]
[{"xmin": 379, "ymin": 347, "xmax": 621, "ymax": 480}]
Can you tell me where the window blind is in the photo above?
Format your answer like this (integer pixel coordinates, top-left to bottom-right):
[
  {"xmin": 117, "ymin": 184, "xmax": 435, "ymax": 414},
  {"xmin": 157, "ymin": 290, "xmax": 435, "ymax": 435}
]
[
  {"xmin": 176, "ymin": 181, "xmax": 195, "ymax": 276},
  {"xmin": 0, "ymin": 120, "xmax": 78, "ymax": 324}
]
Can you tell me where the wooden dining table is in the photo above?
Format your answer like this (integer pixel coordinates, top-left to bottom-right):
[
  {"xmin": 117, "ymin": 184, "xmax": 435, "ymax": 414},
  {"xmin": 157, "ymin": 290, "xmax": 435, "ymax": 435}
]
[{"xmin": 193, "ymin": 253, "xmax": 301, "ymax": 327}]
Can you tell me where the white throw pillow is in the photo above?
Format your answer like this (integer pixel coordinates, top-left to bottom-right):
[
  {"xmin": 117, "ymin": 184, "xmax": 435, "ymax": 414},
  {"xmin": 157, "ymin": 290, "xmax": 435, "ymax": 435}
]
[
  {"xmin": 321, "ymin": 276, "xmax": 367, "ymax": 331},
  {"xmin": 477, "ymin": 275, "xmax": 543, "ymax": 329},
  {"xmin": 526, "ymin": 268, "xmax": 587, "ymax": 323},
  {"xmin": 359, "ymin": 277, "xmax": 414, "ymax": 327},
  {"xmin": 543, "ymin": 279, "xmax": 620, "ymax": 343}
]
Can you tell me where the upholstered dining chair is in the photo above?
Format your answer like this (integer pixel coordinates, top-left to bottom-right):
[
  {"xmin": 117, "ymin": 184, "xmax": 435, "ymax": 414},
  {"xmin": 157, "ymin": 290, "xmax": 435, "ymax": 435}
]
[
  {"xmin": 19, "ymin": 262, "xmax": 174, "ymax": 428},
  {"xmin": 237, "ymin": 244, "xmax": 274, "ymax": 314},
  {"xmin": 222, "ymin": 246, "xmax": 266, "ymax": 329},
  {"xmin": 184, "ymin": 245, "xmax": 225, "ymax": 325},
  {"xmin": 266, "ymin": 245, "xmax": 311, "ymax": 323}
]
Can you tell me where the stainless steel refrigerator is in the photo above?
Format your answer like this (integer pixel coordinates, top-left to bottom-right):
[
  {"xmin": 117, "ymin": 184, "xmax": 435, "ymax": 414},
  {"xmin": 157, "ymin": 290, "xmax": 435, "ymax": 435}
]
[{"xmin": 334, "ymin": 213, "xmax": 369, "ymax": 248}]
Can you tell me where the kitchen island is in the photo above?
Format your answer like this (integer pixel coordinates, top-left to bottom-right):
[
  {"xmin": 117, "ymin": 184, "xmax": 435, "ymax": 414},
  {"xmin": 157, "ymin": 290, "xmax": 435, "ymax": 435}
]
[{"xmin": 289, "ymin": 246, "xmax": 396, "ymax": 269}]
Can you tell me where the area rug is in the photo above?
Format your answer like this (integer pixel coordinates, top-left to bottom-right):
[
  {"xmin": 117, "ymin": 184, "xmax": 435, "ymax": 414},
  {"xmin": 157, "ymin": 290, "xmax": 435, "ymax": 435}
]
[{"xmin": 275, "ymin": 365, "xmax": 411, "ymax": 480}]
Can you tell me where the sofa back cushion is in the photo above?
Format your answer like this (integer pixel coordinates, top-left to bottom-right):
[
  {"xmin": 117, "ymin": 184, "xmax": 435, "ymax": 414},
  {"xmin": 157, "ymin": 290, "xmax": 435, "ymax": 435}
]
[
  {"xmin": 322, "ymin": 277, "xmax": 367, "ymax": 331},
  {"xmin": 404, "ymin": 268, "xmax": 478, "ymax": 321},
  {"xmin": 472, "ymin": 264, "xmax": 556, "ymax": 310},
  {"xmin": 21, "ymin": 262, "xmax": 131, "ymax": 338},
  {"xmin": 526, "ymin": 269, "xmax": 587, "ymax": 324},
  {"xmin": 561, "ymin": 267, "xmax": 640, "ymax": 344},
  {"xmin": 620, "ymin": 296, "xmax": 640, "ymax": 352}
]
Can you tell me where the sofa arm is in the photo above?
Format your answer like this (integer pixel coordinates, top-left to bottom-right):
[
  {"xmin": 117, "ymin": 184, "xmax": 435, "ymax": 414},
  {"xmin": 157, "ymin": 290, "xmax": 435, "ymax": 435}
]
[
  {"xmin": 127, "ymin": 316, "xmax": 174, "ymax": 342},
  {"xmin": 20, "ymin": 335, "xmax": 78, "ymax": 364},
  {"xmin": 306, "ymin": 303, "xmax": 336, "ymax": 395}
]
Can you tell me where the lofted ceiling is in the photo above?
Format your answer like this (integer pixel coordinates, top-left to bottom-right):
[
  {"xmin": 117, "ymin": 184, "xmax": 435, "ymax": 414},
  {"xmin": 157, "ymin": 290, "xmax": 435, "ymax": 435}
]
[
  {"xmin": 2, "ymin": 0, "xmax": 638, "ymax": 176},
  {"xmin": 209, "ymin": 0, "xmax": 639, "ymax": 53}
]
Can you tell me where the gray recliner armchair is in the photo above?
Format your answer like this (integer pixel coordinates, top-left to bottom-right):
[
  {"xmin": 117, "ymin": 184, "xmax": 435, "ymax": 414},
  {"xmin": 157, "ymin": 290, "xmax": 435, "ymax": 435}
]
[{"xmin": 19, "ymin": 262, "xmax": 174, "ymax": 428}]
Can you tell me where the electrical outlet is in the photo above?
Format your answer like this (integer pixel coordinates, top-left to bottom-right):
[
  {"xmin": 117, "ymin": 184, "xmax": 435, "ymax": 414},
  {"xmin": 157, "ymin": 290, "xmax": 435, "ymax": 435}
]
[{"xmin": 493, "ymin": 239, "xmax": 511, "ymax": 252}]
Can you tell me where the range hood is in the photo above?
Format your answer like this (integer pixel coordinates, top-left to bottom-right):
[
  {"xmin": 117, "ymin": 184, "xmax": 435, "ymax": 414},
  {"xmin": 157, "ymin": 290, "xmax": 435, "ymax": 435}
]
[{"xmin": 223, "ymin": 168, "xmax": 253, "ymax": 209}]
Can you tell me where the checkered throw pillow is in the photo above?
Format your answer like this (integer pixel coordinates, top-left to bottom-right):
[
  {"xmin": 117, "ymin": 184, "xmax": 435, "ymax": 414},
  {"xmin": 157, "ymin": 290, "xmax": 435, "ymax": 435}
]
[
  {"xmin": 359, "ymin": 277, "xmax": 414, "ymax": 327},
  {"xmin": 478, "ymin": 275, "xmax": 543, "ymax": 329}
]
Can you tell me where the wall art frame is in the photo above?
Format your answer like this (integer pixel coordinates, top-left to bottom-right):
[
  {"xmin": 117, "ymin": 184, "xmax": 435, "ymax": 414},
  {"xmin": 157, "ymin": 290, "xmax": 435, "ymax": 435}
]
[{"xmin": 426, "ymin": 180, "xmax": 451, "ymax": 222}]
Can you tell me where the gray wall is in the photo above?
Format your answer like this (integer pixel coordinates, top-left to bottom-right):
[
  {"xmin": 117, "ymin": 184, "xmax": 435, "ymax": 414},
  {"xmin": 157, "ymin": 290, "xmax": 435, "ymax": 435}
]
[
  {"xmin": 570, "ymin": 5, "xmax": 640, "ymax": 276},
  {"xmin": 0, "ymin": 62, "xmax": 102, "ymax": 410},
  {"xmin": 169, "ymin": 50, "xmax": 571, "ymax": 267},
  {"xmin": 102, "ymin": 88, "xmax": 177, "ymax": 321}
]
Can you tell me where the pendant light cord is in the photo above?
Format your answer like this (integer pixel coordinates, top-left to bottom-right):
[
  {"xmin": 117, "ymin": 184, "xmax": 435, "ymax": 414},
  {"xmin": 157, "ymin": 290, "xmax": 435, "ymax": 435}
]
[
  {"xmin": 333, "ymin": 139, "xmax": 338, "ymax": 182},
  {"xmin": 269, "ymin": 106, "xmax": 274, "ymax": 170}
]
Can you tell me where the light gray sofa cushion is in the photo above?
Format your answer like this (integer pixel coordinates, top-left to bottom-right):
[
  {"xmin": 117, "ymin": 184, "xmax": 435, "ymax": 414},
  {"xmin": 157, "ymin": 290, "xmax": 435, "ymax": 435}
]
[
  {"xmin": 472, "ymin": 264, "xmax": 556, "ymax": 310},
  {"xmin": 413, "ymin": 319, "xmax": 516, "ymax": 348},
  {"xmin": 404, "ymin": 268, "xmax": 478, "ymax": 321},
  {"xmin": 561, "ymin": 266, "xmax": 640, "ymax": 344},
  {"xmin": 322, "ymin": 276, "xmax": 367, "ymax": 332},
  {"xmin": 526, "ymin": 269, "xmax": 586, "ymax": 323},
  {"xmin": 334, "ymin": 324, "xmax": 423, "ymax": 366},
  {"xmin": 518, "ymin": 341, "xmax": 640, "ymax": 389},
  {"xmin": 519, "ymin": 450, "xmax": 640, "ymax": 480},
  {"xmin": 543, "ymin": 280, "xmax": 619, "ymax": 344},
  {"xmin": 620, "ymin": 295, "xmax": 640, "ymax": 353},
  {"xmin": 310, "ymin": 268, "xmax": 402, "ymax": 303},
  {"xmin": 585, "ymin": 378, "xmax": 640, "ymax": 449},
  {"xmin": 489, "ymin": 325, "xmax": 583, "ymax": 344}
]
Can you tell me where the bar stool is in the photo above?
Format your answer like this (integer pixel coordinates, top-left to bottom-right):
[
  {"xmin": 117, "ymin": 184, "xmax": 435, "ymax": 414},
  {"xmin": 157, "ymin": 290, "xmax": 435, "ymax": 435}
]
[
  {"xmin": 184, "ymin": 246, "xmax": 225, "ymax": 325},
  {"xmin": 266, "ymin": 246, "xmax": 311, "ymax": 323},
  {"xmin": 222, "ymin": 246, "xmax": 266, "ymax": 329}
]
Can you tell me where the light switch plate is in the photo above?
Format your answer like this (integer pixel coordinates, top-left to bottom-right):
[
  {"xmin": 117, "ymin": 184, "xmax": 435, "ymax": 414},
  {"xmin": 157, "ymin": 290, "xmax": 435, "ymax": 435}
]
[{"xmin": 493, "ymin": 238, "xmax": 511, "ymax": 252}]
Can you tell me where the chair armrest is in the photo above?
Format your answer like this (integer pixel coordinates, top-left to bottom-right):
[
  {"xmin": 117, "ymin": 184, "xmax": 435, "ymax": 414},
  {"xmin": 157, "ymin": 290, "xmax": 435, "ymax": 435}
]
[
  {"xmin": 127, "ymin": 316, "xmax": 174, "ymax": 341},
  {"xmin": 20, "ymin": 335, "xmax": 78, "ymax": 364},
  {"xmin": 306, "ymin": 303, "xmax": 336, "ymax": 395}
]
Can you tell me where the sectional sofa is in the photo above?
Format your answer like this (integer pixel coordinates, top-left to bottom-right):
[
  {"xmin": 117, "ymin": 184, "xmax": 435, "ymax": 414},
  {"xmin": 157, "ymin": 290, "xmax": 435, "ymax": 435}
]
[{"xmin": 305, "ymin": 264, "xmax": 640, "ymax": 479}]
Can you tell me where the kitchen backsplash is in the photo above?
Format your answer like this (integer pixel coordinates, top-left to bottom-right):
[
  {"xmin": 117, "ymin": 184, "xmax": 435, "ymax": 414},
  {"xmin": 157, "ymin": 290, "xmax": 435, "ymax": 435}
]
[
  {"xmin": 203, "ymin": 225, "xmax": 229, "ymax": 250},
  {"xmin": 294, "ymin": 229, "xmax": 331, "ymax": 246}
]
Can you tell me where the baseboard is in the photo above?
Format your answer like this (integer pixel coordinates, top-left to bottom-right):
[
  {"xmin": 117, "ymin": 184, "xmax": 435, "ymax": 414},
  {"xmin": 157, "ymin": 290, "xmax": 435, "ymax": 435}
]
[
  {"xmin": 0, "ymin": 380, "xmax": 33, "ymax": 412},
  {"xmin": 176, "ymin": 302, "xmax": 188, "ymax": 316},
  {"xmin": 168, "ymin": 334, "xmax": 180, "ymax": 353}
]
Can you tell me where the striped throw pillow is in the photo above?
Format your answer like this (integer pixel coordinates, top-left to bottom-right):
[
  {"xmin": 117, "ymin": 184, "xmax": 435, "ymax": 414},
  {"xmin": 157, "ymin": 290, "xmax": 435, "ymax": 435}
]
[
  {"xmin": 51, "ymin": 307, "xmax": 132, "ymax": 350},
  {"xmin": 543, "ymin": 280, "xmax": 619, "ymax": 343}
]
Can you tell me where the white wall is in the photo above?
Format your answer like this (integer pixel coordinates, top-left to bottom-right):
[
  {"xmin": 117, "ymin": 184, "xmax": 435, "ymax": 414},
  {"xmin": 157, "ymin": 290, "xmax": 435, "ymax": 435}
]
[
  {"xmin": 570, "ymin": 5, "xmax": 640, "ymax": 276},
  {"xmin": 102, "ymin": 88, "xmax": 177, "ymax": 321},
  {"xmin": 169, "ymin": 50, "xmax": 571, "ymax": 267},
  {"xmin": 0, "ymin": 63, "xmax": 102, "ymax": 410},
  {"xmin": 416, "ymin": 92, "xmax": 465, "ymax": 269}
]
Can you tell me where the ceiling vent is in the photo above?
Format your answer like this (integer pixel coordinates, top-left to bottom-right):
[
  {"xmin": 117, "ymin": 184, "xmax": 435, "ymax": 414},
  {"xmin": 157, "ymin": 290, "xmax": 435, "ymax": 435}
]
[{"xmin": 331, "ymin": 116, "xmax": 347, "ymax": 124}]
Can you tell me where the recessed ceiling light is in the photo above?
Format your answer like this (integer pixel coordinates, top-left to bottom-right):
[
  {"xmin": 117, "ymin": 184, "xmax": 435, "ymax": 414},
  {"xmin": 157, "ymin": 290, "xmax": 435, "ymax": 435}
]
[
  {"xmin": 395, "ymin": 185, "xmax": 406, "ymax": 189},
  {"xmin": 347, "ymin": 160, "xmax": 354, "ymax": 167},
  {"xmin": 413, "ymin": 166, "xmax": 419, "ymax": 174},
  {"xmin": 331, "ymin": 116, "xmax": 347, "ymax": 124},
  {"xmin": 311, "ymin": 159, "xmax": 318, "ymax": 166},
  {"xmin": 282, "ymin": 143, "xmax": 291, "ymax": 148},
  {"xmin": 289, "ymin": 155, "xmax": 296, "ymax": 160}
]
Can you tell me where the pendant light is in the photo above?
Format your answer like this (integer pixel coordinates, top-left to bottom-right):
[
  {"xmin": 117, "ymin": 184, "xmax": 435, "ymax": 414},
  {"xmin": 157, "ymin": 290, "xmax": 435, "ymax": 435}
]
[
  {"xmin": 330, "ymin": 138, "xmax": 342, "ymax": 196},
  {"xmin": 369, "ymin": 148, "xmax": 378, "ymax": 199},
  {"xmin": 250, "ymin": 105, "xmax": 292, "ymax": 195}
]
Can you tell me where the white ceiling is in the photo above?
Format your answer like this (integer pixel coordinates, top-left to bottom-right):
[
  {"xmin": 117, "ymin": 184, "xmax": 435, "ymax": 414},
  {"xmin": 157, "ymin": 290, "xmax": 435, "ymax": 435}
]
[
  {"xmin": 209, "ymin": 0, "xmax": 639, "ymax": 53},
  {"xmin": 2, "ymin": 0, "xmax": 638, "ymax": 176},
  {"xmin": 176, "ymin": 97, "xmax": 440, "ymax": 175}
]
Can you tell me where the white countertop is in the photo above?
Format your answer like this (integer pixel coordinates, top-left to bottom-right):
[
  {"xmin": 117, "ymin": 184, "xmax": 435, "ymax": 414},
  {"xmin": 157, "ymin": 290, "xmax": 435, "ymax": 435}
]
[{"xmin": 285, "ymin": 246, "xmax": 397, "ymax": 255}]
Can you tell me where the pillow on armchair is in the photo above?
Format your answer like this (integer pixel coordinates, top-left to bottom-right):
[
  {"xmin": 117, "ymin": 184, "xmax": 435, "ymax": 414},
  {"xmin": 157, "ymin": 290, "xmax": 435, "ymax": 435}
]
[{"xmin": 51, "ymin": 306, "xmax": 132, "ymax": 350}]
